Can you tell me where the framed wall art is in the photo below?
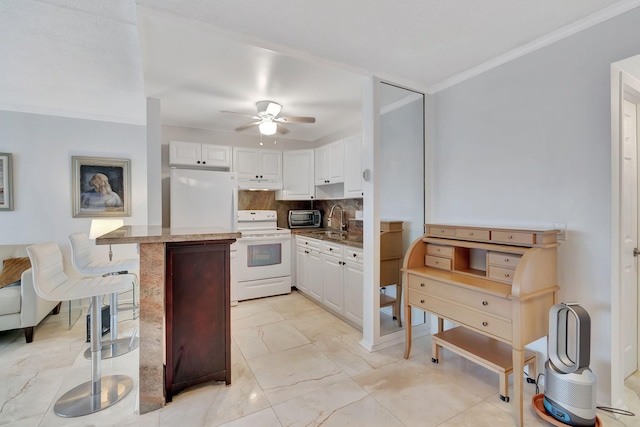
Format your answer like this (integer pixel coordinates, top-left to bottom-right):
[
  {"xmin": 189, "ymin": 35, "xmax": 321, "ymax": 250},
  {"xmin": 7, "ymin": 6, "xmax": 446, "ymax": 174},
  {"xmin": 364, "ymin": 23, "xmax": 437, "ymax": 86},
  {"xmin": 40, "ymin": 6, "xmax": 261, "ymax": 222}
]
[
  {"xmin": 0, "ymin": 153, "xmax": 13, "ymax": 211},
  {"xmin": 71, "ymin": 156, "xmax": 131, "ymax": 218}
]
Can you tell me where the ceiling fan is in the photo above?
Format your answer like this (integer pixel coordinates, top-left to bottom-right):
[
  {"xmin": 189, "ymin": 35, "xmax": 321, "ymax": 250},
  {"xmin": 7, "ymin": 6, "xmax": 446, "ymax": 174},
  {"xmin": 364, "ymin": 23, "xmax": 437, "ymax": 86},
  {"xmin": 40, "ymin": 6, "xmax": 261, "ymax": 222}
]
[{"xmin": 222, "ymin": 101, "xmax": 316, "ymax": 135}]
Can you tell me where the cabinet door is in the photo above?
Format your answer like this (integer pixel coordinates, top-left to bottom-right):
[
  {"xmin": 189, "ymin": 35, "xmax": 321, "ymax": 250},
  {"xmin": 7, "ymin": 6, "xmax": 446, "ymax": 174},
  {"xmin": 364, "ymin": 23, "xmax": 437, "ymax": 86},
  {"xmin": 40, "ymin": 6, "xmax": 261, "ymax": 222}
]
[
  {"xmin": 327, "ymin": 140, "xmax": 344, "ymax": 183},
  {"xmin": 233, "ymin": 148, "xmax": 259, "ymax": 179},
  {"xmin": 259, "ymin": 150, "xmax": 283, "ymax": 180},
  {"xmin": 344, "ymin": 260, "xmax": 363, "ymax": 327},
  {"xmin": 306, "ymin": 249, "xmax": 323, "ymax": 301},
  {"xmin": 343, "ymin": 134, "xmax": 363, "ymax": 198},
  {"xmin": 322, "ymin": 254, "xmax": 344, "ymax": 314},
  {"xmin": 170, "ymin": 141, "xmax": 202, "ymax": 166},
  {"xmin": 201, "ymin": 144, "xmax": 232, "ymax": 169},
  {"xmin": 295, "ymin": 245, "xmax": 308, "ymax": 293},
  {"xmin": 278, "ymin": 150, "xmax": 314, "ymax": 200},
  {"xmin": 314, "ymin": 145, "xmax": 329, "ymax": 185}
]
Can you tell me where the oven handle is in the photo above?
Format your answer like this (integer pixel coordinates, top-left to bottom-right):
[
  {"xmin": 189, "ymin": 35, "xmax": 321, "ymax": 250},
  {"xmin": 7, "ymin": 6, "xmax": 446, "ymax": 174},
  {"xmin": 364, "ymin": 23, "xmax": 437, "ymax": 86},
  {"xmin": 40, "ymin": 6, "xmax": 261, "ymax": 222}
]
[{"xmin": 238, "ymin": 235, "xmax": 292, "ymax": 242}]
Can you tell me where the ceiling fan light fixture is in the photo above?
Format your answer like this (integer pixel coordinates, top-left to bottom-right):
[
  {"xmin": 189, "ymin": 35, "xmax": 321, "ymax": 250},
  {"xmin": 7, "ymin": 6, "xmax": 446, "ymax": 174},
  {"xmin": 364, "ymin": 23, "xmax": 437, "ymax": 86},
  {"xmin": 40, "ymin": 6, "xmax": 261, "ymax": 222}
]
[{"xmin": 259, "ymin": 121, "xmax": 277, "ymax": 135}]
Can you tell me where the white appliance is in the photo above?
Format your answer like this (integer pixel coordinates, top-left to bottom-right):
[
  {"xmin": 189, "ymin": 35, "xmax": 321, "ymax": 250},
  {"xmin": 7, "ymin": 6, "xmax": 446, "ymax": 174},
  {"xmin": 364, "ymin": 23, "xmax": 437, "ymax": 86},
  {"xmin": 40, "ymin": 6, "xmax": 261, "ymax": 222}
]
[
  {"xmin": 169, "ymin": 168, "xmax": 238, "ymax": 230},
  {"xmin": 232, "ymin": 210, "xmax": 291, "ymax": 304},
  {"xmin": 544, "ymin": 303, "xmax": 597, "ymax": 427}
]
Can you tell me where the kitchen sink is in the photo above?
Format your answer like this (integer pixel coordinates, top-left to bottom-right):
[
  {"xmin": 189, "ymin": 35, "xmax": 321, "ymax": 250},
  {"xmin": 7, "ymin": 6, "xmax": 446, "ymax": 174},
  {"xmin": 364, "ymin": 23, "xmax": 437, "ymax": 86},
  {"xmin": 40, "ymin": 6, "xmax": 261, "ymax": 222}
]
[{"xmin": 309, "ymin": 230, "xmax": 347, "ymax": 240}]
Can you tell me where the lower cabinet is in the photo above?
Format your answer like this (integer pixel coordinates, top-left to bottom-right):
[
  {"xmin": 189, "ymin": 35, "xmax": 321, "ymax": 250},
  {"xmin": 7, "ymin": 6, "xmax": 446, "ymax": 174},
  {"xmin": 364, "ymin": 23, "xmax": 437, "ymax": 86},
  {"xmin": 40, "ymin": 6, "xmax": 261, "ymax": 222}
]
[{"xmin": 295, "ymin": 236, "xmax": 363, "ymax": 328}]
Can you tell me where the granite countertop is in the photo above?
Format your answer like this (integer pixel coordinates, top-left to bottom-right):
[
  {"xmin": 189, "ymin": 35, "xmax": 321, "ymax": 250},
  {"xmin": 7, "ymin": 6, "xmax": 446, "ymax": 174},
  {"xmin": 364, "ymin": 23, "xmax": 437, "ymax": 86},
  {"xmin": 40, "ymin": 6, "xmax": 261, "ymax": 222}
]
[
  {"xmin": 291, "ymin": 228, "xmax": 363, "ymax": 248},
  {"xmin": 96, "ymin": 225, "xmax": 241, "ymax": 245}
]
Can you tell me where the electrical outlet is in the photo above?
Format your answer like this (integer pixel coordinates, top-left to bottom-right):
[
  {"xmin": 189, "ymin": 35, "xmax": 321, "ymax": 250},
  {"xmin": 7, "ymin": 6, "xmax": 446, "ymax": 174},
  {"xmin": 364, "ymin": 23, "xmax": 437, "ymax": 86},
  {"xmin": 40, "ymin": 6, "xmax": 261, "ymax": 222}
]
[{"xmin": 553, "ymin": 222, "xmax": 567, "ymax": 241}]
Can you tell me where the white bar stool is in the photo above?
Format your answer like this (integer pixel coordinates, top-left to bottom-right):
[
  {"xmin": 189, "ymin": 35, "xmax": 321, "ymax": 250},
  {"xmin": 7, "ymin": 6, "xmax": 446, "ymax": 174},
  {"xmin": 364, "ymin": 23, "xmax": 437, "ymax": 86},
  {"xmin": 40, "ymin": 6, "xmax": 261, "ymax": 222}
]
[
  {"xmin": 27, "ymin": 242, "xmax": 135, "ymax": 417},
  {"xmin": 69, "ymin": 232, "xmax": 139, "ymax": 359}
]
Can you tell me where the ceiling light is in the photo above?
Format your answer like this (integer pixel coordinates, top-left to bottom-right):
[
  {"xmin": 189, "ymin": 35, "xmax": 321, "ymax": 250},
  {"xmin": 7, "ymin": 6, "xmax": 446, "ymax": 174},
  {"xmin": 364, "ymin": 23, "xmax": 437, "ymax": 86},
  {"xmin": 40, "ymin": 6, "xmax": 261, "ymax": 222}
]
[{"xmin": 259, "ymin": 121, "xmax": 277, "ymax": 135}]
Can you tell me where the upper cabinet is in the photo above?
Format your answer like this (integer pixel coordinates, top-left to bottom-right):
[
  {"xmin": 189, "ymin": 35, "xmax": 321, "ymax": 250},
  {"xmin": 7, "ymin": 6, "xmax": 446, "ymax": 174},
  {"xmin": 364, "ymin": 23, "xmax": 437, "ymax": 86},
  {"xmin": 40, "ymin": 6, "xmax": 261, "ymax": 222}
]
[
  {"xmin": 232, "ymin": 147, "xmax": 283, "ymax": 190},
  {"xmin": 343, "ymin": 134, "xmax": 363, "ymax": 198},
  {"xmin": 169, "ymin": 141, "xmax": 231, "ymax": 169},
  {"xmin": 315, "ymin": 140, "xmax": 344, "ymax": 185},
  {"xmin": 276, "ymin": 149, "xmax": 315, "ymax": 200}
]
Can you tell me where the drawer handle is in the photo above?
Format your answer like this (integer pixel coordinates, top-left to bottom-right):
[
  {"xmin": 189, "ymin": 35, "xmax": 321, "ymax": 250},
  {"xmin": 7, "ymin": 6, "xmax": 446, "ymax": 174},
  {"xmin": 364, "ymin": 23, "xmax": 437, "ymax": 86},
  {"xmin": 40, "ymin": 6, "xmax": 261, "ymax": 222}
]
[
  {"xmin": 508, "ymin": 235, "xmax": 514, "ymax": 239},
  {"xmin": 504, "ymin": 273, "xmax": 510, "ymax": 278},
  {"xmin": 469, "ymin": 232, "xmax": 474, "ymax": 236},
  {"xmin": 353, "ymin": 253, "xmax": 357, "ymax": 257},
  {"xmin": 420, "ymin": 283, "xmax": 425, "ymax": 287},
  {"xmin": 482, "ymin": 301, "xmax": 488, "ymax": 306},
  {"xmin": 504, "ymin": 258, "xmax": 510, "ymax": 262},
  {"xmin": 436, "ymin": 248, "xmax": 441, "ymax": 252},
  {"xmin": 440, "ymin": 229, "xmax": 445, "ymax": 233},
  {"xmin": 482, "ymin": 321, "xmax": 488, "ymax": 327},
  {"xmin": 329, "ymin": 248, "xmax": 333, "ymax": 251},
  {"xmin": 420, "ymin": 299, "xmax": 425, "ymax": 304}
]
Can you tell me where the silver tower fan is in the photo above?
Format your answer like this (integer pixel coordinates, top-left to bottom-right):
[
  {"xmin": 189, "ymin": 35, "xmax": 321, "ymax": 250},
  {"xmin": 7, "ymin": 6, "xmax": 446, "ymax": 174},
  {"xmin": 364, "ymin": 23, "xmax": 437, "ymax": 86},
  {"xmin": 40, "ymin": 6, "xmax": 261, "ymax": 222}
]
[{"xmin": 544, "ymin": 303, "xmax": 597, "ymax": 426}]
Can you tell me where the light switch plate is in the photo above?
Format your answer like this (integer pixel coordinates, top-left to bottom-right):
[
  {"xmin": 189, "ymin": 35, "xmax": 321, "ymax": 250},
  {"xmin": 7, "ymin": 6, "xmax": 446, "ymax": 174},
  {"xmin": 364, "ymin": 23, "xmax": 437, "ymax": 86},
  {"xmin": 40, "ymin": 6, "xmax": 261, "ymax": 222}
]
[{"xmin": 553, "ymin": 222, "xmax": 567, "ymax": 241}]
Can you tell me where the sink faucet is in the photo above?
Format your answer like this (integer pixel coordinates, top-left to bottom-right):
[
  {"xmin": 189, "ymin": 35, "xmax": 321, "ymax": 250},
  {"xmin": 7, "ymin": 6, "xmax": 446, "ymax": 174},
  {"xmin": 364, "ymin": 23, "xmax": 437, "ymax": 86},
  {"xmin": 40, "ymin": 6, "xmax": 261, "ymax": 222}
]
[{"xmin": 328, "ymin": 204, "xmax": 347, "ymax": 231}]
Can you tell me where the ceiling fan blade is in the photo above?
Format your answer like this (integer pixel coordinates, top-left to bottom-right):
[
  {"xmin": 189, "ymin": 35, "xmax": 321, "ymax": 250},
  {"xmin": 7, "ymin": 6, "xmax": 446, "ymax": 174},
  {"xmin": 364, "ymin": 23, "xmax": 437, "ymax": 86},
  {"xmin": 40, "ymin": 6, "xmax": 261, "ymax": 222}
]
[
  {"xmin": 277, "ymin": 116, "xmax": 316, "ymax": 124},
  {"xmin": 221, "ymin": 110, "xmax": 258, "ymax": 119},
  {"xmin": 256, "ymin": 101, "xmax": 282, "ymax": 117},
  {"xmin": 276, "ymin": 123, "xmax": 290, "ymax": 135},
  {"xmin": 235, "ymin": 121, "xmax": 259, "ymax": 132}
]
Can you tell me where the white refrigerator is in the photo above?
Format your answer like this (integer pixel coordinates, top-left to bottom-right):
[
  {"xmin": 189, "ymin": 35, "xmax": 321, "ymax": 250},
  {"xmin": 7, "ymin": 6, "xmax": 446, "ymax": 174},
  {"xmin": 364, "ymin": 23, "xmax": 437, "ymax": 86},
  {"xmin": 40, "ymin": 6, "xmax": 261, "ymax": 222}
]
[{"xmin": 169, "ymin": 169, "xmax": 238, "ymax": 231}]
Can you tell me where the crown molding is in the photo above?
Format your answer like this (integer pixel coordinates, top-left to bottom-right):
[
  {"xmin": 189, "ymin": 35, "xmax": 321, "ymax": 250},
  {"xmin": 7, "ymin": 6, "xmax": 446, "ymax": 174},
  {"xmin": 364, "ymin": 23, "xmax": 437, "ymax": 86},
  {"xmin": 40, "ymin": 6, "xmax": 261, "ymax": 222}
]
[
  {"xmin": 429, "ymin": 0, "xmax": 640, "ymax": 93},
  {"xmin": 0, "ymin": 103, "xmax": 146, "ymax": 126}
]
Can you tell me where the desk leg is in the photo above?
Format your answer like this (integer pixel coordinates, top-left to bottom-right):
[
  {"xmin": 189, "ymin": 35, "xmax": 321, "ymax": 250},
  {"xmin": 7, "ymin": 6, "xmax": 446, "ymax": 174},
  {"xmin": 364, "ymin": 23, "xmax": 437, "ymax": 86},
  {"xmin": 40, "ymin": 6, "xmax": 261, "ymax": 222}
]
[
  {"xmin": 404, "ymin": 304, "xmax": 412, "ymax": 359},
  {"xmin": 512, "ymin": 348, "xmax": 525, "ymax": 427}
]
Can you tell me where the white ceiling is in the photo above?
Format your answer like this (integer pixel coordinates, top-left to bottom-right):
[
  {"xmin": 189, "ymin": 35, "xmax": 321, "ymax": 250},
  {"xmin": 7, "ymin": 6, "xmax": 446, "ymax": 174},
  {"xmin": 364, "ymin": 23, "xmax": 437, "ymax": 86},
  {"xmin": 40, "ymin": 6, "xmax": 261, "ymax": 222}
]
[{"xmin": 1, "ymin": 0, "xmax": 639, "ymax": 141}]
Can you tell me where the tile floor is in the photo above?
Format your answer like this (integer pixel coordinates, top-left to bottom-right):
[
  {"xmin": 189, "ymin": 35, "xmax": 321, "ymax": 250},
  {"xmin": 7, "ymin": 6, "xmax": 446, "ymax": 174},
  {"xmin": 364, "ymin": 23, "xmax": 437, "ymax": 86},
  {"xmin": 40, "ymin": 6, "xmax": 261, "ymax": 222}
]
[{"xmin": 1, "ymin": 290, "xmax": 639, "ymax": 426}]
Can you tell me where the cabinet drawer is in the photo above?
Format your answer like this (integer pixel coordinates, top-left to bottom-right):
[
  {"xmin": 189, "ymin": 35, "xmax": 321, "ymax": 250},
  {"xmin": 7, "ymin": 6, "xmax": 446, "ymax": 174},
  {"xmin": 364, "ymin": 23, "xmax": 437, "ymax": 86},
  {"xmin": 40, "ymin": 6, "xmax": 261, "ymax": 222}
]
[
  {"xmin": 408, "ymin": 292, "xmax": 512, "ymax": 342},
  {"xmin": 487, "ymin": 251, "xmax": 521, "ymax": 268},
  {"xmin": 297, "ymin": 236, "xmax": 322, "ymax": 250},
  {"xmin": 426, "ymin": 244, "xmax": 454, "ymax": 258},
  {"xmin": 323, "ymin": 241, "xmax": 344, "ymax": 257},
  {"xmin": 346, "ymin": 247, "xmax": 363, "ymax": 264},
  {"xmin": 455, "ymin": 228, "xmax": 490, "ymax": 240},
  {"xmin": 487, "ymin": 266, "xmax": 516, "ymax": 284},
  {"xmin": 425, "ymin": 255, "xmax": 452, "ymax": 271},
  {"xmin": 408, "ymin": 276, "xmax": 511, "ymax": 318},
  {"xmin": 491, "ymin": 231, "xmax": 534, "ymax": 245},
  {"xmin": 427, "ymin": 226, "xmax": 456, "ymax": 237}
]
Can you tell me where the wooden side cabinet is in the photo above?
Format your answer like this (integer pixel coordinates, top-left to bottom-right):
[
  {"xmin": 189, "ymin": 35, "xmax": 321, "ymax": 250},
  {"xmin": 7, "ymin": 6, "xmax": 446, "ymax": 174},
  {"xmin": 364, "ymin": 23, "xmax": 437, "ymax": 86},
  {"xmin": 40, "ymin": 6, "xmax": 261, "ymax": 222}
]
[
  {"xmin": 403, "ymin": 224, "xmax": 558, "ymax": 427},
  {"xmin": 165, "ymin": 241, "xmax": 232, "ymax": 401}
]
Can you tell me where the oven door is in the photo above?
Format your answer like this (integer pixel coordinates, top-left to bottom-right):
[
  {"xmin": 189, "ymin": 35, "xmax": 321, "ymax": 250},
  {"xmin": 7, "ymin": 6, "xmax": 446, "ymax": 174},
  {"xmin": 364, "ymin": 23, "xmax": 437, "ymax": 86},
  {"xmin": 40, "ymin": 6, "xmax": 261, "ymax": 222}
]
[{"xmin": 235, "ymin": 234, "xmax": 291, "ymax": 282}]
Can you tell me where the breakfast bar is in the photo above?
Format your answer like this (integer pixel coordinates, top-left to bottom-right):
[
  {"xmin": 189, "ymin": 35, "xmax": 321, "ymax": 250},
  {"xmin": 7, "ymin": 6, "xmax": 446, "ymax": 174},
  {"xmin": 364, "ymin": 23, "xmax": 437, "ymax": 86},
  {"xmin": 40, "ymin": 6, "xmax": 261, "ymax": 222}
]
[{"xmin": 96, "ymin": 226, "xmax": 241, "ymax": 414}]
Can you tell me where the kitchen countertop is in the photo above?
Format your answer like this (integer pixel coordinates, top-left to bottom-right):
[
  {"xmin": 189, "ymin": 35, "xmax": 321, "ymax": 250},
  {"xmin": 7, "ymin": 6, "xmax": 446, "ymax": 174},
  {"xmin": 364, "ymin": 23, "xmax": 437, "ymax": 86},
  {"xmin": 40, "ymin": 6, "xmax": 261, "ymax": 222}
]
[
  {"xmin": 96, "ymin": 225, "xmax": 241, "ymax": 245},
  {"xmin": 291, "ymin": 228, "xmax": 363, "ymax": 248}
]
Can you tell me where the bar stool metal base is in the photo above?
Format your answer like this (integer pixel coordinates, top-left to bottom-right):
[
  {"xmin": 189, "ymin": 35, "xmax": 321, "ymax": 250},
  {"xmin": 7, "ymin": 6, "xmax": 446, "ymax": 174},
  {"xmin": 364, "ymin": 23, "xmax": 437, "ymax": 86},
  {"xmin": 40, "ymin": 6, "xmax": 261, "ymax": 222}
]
[
  {"xmin": 84, "ymin": 337, "xmax": 139, "ymax": 360},
  {"xmin": 53, "ymin": 374, "xmax": 133, "ymax": 417}
]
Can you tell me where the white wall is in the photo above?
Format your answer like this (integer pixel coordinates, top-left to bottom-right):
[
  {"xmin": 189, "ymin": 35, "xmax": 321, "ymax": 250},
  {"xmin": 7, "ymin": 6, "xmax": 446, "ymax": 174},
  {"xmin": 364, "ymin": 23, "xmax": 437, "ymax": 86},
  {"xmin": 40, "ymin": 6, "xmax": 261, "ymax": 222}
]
[
  {"xmin": 0, "ymin": 110, "xmax": 147, "ymax": 270},
  {"xmin": 432, "ymin": 7, "xmax": 640, "ymax": 405}
]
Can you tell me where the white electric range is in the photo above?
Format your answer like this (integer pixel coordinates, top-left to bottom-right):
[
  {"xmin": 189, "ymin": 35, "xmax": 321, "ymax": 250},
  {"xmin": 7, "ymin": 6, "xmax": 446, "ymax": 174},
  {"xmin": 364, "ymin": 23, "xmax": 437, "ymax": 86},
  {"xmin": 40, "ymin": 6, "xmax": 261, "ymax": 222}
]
[{"xmin": 231, "ymin": 210, "xmax": 292, "ymax": 305}]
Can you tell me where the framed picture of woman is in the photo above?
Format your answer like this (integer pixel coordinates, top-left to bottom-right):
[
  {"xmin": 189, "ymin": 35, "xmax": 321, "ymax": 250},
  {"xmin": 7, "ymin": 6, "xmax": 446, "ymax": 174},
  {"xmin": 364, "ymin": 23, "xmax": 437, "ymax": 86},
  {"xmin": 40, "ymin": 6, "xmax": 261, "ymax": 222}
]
[
  {"xmin": 0, "ymin": 153, "xmax": 13, "ymax": 211},
  {"xmin": 71, "ymin": 156, "xmax": 131, "ymax": 218}
]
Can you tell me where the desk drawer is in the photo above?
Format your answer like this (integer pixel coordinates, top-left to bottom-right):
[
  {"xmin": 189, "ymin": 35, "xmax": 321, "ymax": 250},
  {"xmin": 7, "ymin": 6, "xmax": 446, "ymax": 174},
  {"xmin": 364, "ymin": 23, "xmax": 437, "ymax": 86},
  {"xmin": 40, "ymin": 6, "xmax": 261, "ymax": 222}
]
[
  {"xmin": 427, "ymin": 244, "xmax": 454, "ymax": 258},
  {"xmin": 408, "ymin": 292, "xmax": 512, "ymax": 342},
  {"xmin": 487, "ymin": 252, "xmax": 521, "ymax": 268},
  {"xmin": 491, "ymin": 231, "xmax": 534, "ymax": 245},
  {"xmin": 455, "ymin": 228, "xmax": 490, "ymax": 240},
  {"xmin": 487, "ymin": 265, "xmax": 516, "ymax": 284},
  {"xmin": 408, "ymin": 276, "xmax": 511, "ymax": 318},
  {"xmin": 427, "ymin": 226, "xmax": 456, "ymax": 237},
  {"xmin": 425, "ymin": 255, "xmax": 452, "ymax": 271}
]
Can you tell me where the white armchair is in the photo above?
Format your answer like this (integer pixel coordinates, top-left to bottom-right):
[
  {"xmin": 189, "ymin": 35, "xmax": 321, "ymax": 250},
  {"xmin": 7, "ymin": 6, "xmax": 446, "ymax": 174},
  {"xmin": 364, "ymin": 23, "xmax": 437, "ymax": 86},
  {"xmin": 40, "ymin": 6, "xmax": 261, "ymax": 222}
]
[{"xmin": 0, "ymin": 245, "xmax": 61, "ymax": 342}]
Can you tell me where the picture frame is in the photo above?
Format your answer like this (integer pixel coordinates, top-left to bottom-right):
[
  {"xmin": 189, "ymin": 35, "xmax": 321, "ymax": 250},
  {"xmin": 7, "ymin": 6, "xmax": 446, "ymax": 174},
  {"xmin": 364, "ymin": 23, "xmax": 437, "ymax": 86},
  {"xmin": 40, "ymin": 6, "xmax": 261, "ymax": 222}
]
[
  {"xmin": 0, "ymin": 153, "xmax": 13, "ymax": 211},
  {"xmin": 72, "ymin": 156, "xmax": 131, "ymax": 218}
]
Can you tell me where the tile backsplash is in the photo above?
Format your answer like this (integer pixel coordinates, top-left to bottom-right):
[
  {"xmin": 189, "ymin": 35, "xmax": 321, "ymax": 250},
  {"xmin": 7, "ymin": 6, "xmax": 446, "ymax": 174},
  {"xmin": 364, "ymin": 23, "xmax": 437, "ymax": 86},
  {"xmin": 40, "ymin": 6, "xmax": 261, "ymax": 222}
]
[{"xmin": 238, "ymin": 191, "xmax": 363, "ymax": 231}]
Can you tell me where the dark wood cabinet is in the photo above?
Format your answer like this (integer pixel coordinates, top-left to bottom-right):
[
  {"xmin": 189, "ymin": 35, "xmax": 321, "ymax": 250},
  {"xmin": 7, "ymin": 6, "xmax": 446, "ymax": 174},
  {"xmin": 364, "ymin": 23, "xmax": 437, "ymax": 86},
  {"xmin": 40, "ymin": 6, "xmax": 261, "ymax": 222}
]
[{"xmin": 165, "ymin": 240, "xmax": 233, "ymax": 401}]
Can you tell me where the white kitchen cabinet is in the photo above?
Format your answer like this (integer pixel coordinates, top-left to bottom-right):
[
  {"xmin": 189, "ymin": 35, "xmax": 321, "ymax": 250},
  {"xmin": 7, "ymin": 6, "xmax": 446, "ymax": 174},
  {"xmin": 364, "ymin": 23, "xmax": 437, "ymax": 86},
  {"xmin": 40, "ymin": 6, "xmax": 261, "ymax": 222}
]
[
  {"xmin": 169, "ymin": 141, "xmax": 232, "ymax": 169},
  {"xmin": 295, "ymin": 235, "xmax": 363, "ymax": 328},
  {"xmin": 232, "ymin": 147, "xmax": 282, "ymax": 189},
  {"xmin": 343, "ymin": 134, "xmax": 363, "ymax": 198},
  {"xmin": 295, "ymin": 236, "xmax": 323, "ymax": 301},
  {"xmin": 322, "ymin": 241, "xmax": 345, "ymax": 314},
  {"xmin": 276, "ymin": 149, "xmax": 315, "ymax": 200},
  {"xmin": 343, "ymin": 247, "xmax": 363, "ymax": 327},
  {"xmin": 314, "ymin": 140, "xmax": 344, "ymax": 185}
]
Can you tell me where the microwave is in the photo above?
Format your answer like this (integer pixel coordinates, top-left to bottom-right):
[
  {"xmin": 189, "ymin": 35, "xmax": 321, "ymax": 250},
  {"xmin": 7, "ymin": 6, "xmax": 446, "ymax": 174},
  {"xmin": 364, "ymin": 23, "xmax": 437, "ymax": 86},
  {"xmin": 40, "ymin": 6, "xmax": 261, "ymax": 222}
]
[{"xmin": 288, "ymin": 210, "xmax": 322, "ymax": 228}]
